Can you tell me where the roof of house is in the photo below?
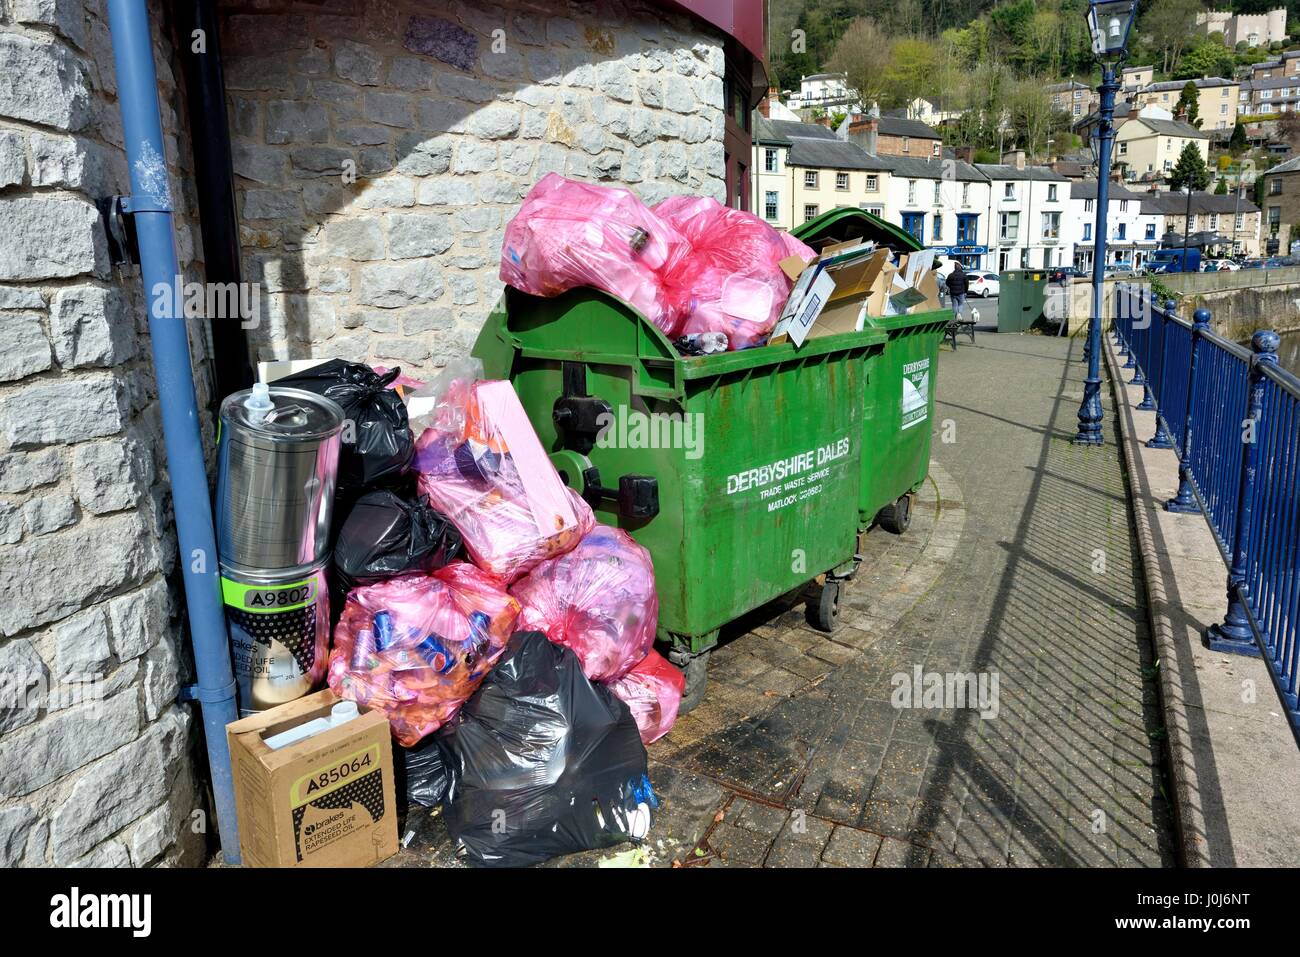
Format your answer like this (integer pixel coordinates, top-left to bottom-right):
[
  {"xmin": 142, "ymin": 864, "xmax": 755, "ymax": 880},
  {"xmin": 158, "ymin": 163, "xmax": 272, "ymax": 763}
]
[
  {"xmin": 786, "ymin": 135, "xmax": 890, "ymax": 171},
  {"xmin": 1265, "ymin": 154, "xmax": 1300, "ymax": 175},
  {"xmin": 754, "ymin": 116, "xmax": 839, "ymax": 145},
  {"xmin": 1141, "ymin": 77, "xmax": 1237, "ymax": 93},
  {"xmin": 1068, "ymin": 180, "xmax": 1147, "ymax": 201},
  {"xmin": 1046, "ymin": 80, "xmax": 1092, "ymax": 92},
  {"xmin": 875, "ymin": 115, "xmax": 942, "ymax": 139},
  {"xmin": 975, "ymin": 164, "xmax": 1070, "ymax": 182},
  {"xmin": 1126, "ymin": 117, "xmax": 1210, "ymax": 139},
  {"xmin": 1140, "ymin": 190, "xmax": 1260, "ymax": 215},
  {"xmin": 875, "ymin": 154, "xmax": 985, "ymax": 181},
  {"xmin": 1248, "ymin": 74, "xmax": 1300, "ymax": 91}
]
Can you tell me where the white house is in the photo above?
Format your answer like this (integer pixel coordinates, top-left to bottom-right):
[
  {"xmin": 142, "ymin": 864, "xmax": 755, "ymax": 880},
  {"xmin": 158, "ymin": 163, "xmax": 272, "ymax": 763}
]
[
  {"xmin": 1066, "ymin": 181, "xmax": 1162, "ymax": 272},
  {"xmin": 875, "ymin": 155, "xmax": 992, "ymax": 269},
  {"xmin": 788, "ymin": 73, "xmax": 862, "ymax": 112},
  {"xmin": 976, "ymin": 157, "xmax": 1072, "ymax": 270}
]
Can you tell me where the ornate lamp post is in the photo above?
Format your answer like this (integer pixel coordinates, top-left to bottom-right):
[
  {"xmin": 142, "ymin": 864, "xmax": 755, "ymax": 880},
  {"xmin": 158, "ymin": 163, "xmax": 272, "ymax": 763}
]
[{"xmin": 1074, "ymin": 0, "xmax": 1139, "ymax": 446}]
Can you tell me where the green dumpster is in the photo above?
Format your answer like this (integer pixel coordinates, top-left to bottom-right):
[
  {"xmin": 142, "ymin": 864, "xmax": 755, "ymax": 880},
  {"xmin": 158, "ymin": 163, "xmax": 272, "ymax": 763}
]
[
  {"xmin": 792, "ymin": 207, "xmax": 949, "ymax": 531},
  {"xmin": 996, "ymin": 268, "xmax": 1048, "ymax": 332},
  {"xmin": 474, "ymin": 286, "xmax": 886, "ymax": 707}
]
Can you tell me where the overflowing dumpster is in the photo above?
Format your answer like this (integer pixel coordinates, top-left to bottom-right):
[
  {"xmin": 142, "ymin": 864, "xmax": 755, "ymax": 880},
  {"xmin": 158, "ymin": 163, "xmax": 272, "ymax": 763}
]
[
  {"xmin": 792, "ymin": 208, "xmax": 948, "ymax": 532},
  {"xmin": 474, "ymin": 288, "xmax": 886, "ymax": 706}
]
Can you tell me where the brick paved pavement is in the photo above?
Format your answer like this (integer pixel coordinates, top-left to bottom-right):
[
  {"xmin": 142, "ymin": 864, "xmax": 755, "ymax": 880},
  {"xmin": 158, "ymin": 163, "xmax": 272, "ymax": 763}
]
[{"xmin": 391, "ymin": 334, "xmax": 1176, "ymax": 868}]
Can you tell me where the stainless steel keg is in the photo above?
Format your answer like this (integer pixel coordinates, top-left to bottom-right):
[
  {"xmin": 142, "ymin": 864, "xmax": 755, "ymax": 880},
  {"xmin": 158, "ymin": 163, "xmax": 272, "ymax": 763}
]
[{"xmin": 216, "ymin": 385, "xmax": 344, "ymax": 576}]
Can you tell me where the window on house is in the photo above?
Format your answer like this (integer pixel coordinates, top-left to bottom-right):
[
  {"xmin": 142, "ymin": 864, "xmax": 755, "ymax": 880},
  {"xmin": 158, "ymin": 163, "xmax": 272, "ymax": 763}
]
[
  {"xmin": 1235, "ymin": 212, "xmax": 1244, "ymax": 229},
  {"xmin": 902, "ymin": 212, "xmax": 925, "ymax": 239},
  {"xmin": 902, "ymin": 136, "xmax": 910, "ymax": 153},
  {"xmin": 1083, "ymin": 223, "xmax": 1092, "ymax": 241},
  {"xmin": 932, "ymin": 141, "xmax": 941, "ymax": 158},
  {"xmin": 932, "ymin": 215, "xmax": 943, "ymax": 241},
  {"xmin": 932, "ymin": 180, "xmax": 941, "ymax": 204},
  {"xmin": 1000, "ymin": 211, "xmax": 1019, "ymax": 241},
  {"xmin": 866, "ymin": 174, "xmax": 878, "ymax": 191},
  {"xmin": 1116, "ymin": 222, "xmax": 1126, "ymax": 240},
  {"xmin": 804, "ymin": 204, "xmax": 819, "ymax": 222},
  {"xmin": 962, "ymin": 182, "xmax": 970, "ymax": 205},
  {"xmin": 1042, "ymin": 212, "xmax": 1061, "ymax": 239},
  {"xmin": 1119, "ymin": 200, "xmax": 1128, "ymax": 212},
  {"xmin": 764, "ymin": 148, "xmax": 778, "ymax": 173},
  {"xmin": 804, "ymin": 170, "xmax": 818, "ymax": 188},
  {"xmin": 836, "ymin": 171, "xmax": 849, "ymax": 190},
  {"xmin": 1004, "ymin": 182, "xmax": 1015, "ymax": 199},
  {"xmin": 861, "ymin": 204, "xmax": 884, "ymax": 216},
  {"xmin": 1085, "ymin": 198, "xmax": 1094, "ymax": 212},
  {"xmin": 1269, "ymin": 206, "xmax": 1281, "ymax": 227},
  {"xmin": 1263, "ymin": 89, "xmax": 1274, "ymax": 99},
  {"xmin": 1119, "ymin": 142, "xmax": 1128, "ymax": 155},
  {"xmin": 1271, "ymin": 178, "xmax": 1282, "ymax": 194},
  {"xmin": 764, "ymin": 191, "xmax": 778, "ymax": 221},
  {"xmin": 907, "ymin": 179, "xmax": 917, "ymax": 204},
  {"xmin": 957, "ymin": 213, "xmax": 977, "ymax": 243},
  {"xmin": 1048, "ymin": 185, "xmax": 1058, "ymax": 202}
]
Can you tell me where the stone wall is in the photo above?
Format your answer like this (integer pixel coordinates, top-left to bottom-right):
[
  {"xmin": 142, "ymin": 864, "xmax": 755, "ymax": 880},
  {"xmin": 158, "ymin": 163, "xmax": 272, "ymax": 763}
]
[
  {"xmin": 220, "ymin": 0, "xmax": 727, "ymax": 378},
  {"xmin": 0, "ymin": 0, "xmax": 205, "ymax": 866}
]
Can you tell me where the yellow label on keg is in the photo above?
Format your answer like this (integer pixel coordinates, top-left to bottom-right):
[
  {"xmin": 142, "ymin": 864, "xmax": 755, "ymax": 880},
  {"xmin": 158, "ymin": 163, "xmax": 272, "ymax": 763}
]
[{"xmin": 221, "ymin": 576, "xmax": 318, "ymax": 613}]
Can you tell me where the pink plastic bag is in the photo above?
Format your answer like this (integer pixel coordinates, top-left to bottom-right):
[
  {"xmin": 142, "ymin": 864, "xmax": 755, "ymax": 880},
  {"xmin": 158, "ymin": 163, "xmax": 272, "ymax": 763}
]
[
  {"xmin": 328, "ymin": 563, "xmax": 520, "ymax": 746},
  {"xmin": 510, "ymin": 524, "xmax": 658, "ymax": 682},
  {"xmin": 414, "ymin": 376, "xmax": 594, "ymax": 583},
  {"xmin": 604, "ymin": 649, "xmax": 685, "ymax": 744},
  {"xmin": 500, "ymin": 173, "xmax": 691, "ymax": 336},
  {"xmin": 655, "ymin": 195, "xmax": 816, "ymax": 349}
]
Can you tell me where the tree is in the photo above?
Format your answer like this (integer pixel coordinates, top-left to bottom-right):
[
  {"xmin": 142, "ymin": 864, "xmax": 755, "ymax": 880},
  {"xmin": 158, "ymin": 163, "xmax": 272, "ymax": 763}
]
[
  {"xmin": 1168, "ymin": 141, "xmax": 1213, "ymax": 193},
  {"xmin": 1215, "ymin": 177, "xmax": 1228, "ymax": 194},
  {"xmin": 1229, "ymin": 120, "xmax": 1248, "ymax": 155},
  {"xmin": 1175, "ymin": 38, "xmax": 1236, "ymax": 81},
  {"xmin": 1175, "ymin": 81, "xmax": 1201, "ymax": 128},
  {"xmin": 880, "ymin": 37, "xmax": 941, "ymax": 108},
  {"xmin": 1140, "ymin": 0, "xmax": 1204, "ymax": 75},
  {"xmin": 827, "ymin": 18, "xmax": 893, "ymax": 111}
]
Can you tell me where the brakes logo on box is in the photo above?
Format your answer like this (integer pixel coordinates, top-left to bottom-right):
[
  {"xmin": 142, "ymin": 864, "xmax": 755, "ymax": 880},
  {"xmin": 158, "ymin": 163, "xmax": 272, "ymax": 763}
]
[{"xmin": 290, "ymin": 745, "xmax": 386, "ymax": 862}]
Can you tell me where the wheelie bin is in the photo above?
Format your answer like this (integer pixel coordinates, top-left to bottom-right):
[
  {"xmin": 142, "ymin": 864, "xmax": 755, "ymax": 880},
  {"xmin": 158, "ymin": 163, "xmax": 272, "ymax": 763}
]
[
  {"xmin": 791, "ymin": 207, "xmax": 948, "ymax": 533},
  {"xmin": 473, "ymin": 286, "xmax": 887, "ymax": 709}
]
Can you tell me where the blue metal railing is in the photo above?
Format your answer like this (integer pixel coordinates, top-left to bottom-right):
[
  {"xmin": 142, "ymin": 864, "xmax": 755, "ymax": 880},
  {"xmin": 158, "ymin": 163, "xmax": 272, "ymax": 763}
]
[{"xmin": 1115, "ymin": 286, "xmax": 1300, "ymax": 741}]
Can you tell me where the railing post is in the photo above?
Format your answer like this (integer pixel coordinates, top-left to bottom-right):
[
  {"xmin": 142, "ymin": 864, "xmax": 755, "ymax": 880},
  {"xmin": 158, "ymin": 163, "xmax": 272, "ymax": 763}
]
[
  {"xmin": 1207, "ymin": 329, "xmax": 1281, "ymax": 657},
  {"xmin": 1166, "ymin": 307, "xmax": 1211, "ymax": 513},
  {"xmin": 1146, "ymin": 298, "xmax": 1176, "ymax": 448}
]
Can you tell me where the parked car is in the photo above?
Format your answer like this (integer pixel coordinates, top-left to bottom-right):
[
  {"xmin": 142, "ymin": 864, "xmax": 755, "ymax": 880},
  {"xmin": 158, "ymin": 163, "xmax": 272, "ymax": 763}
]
[
  {"xmin": 966, "ymin": 270, "xmax": 1000, "ymax": 297},
  {"xmin": 1049, "ymin": 266, "xmax": 1084, "ymax": 282},
  {"xmin": 1203, "ymin": 259, "xmax": 1241, "ymax": 272},
  {"xmin": 1242, "ymin": 259, "xmax": 1268, "ymax": 269}
]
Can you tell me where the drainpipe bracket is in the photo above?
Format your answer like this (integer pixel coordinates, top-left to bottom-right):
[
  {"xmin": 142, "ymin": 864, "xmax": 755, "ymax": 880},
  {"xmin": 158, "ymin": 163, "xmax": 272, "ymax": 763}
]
[
  {"xmin": 178, "ymin": 679, "xmax": 238, "ymax": 706},
  {"xmin": 97, "ymin": 194, "xmax": 142, "ymax": 267}
]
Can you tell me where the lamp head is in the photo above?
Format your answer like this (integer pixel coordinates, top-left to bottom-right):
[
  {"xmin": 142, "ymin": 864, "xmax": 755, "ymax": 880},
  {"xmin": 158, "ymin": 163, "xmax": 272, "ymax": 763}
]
[{"xmin": 1086, "ymin": 0, "xmax": 1138, "ymax": 63}]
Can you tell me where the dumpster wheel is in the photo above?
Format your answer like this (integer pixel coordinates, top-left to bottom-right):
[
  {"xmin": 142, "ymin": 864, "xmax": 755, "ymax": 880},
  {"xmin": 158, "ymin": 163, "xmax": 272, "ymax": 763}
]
[
  {"xmin": 876, "ymin": 493, "xmax": 913, "ymax": 535},
  {"xmin": 668, "ymin": 646, "xmax": 710, "ymax": 714},
  {"xmin": 809, "ymin": 578, "xmax": 842, "ymax": 633}
]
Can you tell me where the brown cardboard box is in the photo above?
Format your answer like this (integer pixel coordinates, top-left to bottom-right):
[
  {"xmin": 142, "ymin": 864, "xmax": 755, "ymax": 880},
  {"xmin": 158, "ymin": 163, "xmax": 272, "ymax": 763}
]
[
  {"xmin": 228, "ymin": 689, "xmax": 398, "ymax": 868},
  {"xmin": 805, "ymin": 253, "xmax": 897, "ymax": 340}
]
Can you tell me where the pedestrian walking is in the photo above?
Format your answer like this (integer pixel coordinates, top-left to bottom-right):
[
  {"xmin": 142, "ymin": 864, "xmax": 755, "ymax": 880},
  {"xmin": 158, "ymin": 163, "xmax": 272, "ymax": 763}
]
[{"xmin": 945, "ymin": 262, "xmax": 969, "ymax": 320}]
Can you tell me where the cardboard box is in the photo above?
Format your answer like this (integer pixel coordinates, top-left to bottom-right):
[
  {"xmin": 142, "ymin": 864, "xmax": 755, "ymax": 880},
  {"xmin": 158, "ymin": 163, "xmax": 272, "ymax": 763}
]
[{"xmin": 228, "ymin": 689, "xmax": 398, "ymax": 868}]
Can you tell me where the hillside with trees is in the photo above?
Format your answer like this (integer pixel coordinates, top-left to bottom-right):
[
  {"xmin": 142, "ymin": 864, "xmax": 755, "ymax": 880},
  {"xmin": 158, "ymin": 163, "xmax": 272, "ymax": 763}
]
[{"xmin": 768, "ymin": 0, "xmax": 1300, "ymax": 159}]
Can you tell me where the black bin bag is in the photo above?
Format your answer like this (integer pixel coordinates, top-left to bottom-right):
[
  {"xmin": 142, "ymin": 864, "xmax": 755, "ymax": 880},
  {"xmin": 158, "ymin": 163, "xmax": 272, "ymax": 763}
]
[
  {"xmin": 440, "ymin": 631, "xmax": 658, "ymax": 867},
  {"xmin": 277, "ymin": 359, "xmax": 414, "ymax": 492},
  {"xmin": 397, "ymin": 734, "xmax": 453, "ymax": 810},
  {"xmin": 333, "ymin": 489, "xmax": 462, "ymax": 591}
]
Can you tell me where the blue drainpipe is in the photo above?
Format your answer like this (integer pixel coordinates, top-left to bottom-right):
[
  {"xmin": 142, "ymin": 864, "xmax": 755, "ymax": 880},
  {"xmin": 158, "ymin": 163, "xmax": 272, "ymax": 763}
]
[{"xmin": 107, "ymin": 0, "xmax": 242, "ymax": 864}]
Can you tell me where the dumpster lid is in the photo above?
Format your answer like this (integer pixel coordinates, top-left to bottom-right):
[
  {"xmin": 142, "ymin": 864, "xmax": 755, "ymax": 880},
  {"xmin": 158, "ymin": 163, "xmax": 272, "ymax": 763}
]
[{"xmin": 791, "ymin": 207, "xmax": 923, "ymax": 254}]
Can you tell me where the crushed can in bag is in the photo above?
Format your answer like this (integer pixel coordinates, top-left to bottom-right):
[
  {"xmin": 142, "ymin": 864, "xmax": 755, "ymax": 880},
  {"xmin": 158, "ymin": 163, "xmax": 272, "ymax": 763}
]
[
  {"xmin": 222, "ymin": 561, "xmax": 331, "ymax": 716},
  {"xmin": 216, "ymin": 383, "xmax": 344, "ymax": 714}
]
